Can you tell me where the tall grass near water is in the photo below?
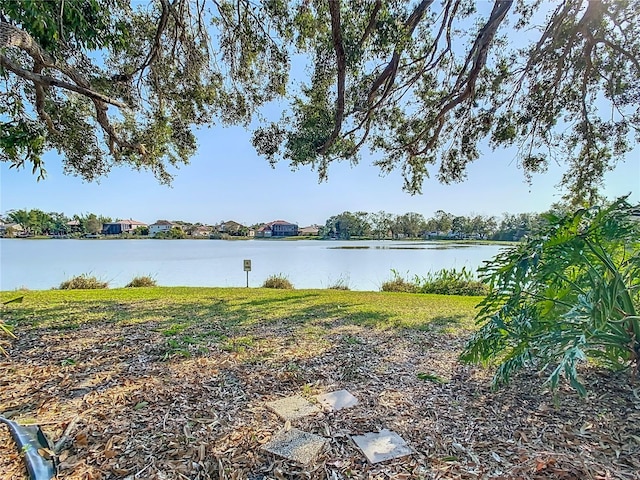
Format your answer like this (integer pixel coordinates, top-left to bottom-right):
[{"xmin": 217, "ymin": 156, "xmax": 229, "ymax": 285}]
[{"xmin": 381, "ymin": 267, "xmax": 489, "ymax": 296}]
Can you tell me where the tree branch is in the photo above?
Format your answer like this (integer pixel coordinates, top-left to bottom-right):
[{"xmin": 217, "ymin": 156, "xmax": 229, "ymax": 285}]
[
  {"xmin": 0, "ymin": 20, "xmax": 146, "ymax": 156},
  {"xmin": 416, "ymin": 0, "xmax": 514, "ymax": 155},
  {"xmin": 112, "ymin": 0, "xmax": 172, "ymax": 83},
  {"xmin": 358, "ymin": 0, "xmax": 382, "ymax": 48},
  {"xmin": 0, "ymin": 54, "xmax": 129, "ymax": 109},
  {"xmin": 366, "ymin": 0, "xmax": 435, "ymax": 104},
  {"xmin": 318, "ymin": 0, "xmax": 347, "ymax": 155}
]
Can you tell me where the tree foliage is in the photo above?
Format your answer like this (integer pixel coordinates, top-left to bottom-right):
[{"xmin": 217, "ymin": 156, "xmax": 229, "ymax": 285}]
[
  {"xmin": 1, "ymin": 0, "xmax": 288, "ymax": 182},
  {"xmin": 1, "ymin": 1, "xmax": 637, "ymax": 202},
  {"xmin": 461, "ymin": 197, "xmax": 640, "ymax": 394}
]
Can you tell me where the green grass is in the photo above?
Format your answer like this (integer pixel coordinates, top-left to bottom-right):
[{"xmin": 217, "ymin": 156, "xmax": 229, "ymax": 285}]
[{"xmin": 0, "ymin": 287, "xmax": 481, "ymax": 353}]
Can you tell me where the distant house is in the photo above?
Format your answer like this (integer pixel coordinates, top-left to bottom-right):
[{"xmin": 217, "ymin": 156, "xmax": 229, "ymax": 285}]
[
  {"xmin": 256, "ymin": 220, "xmax": 298, "ymax": 237},
  {"xmin": 298, "ymin": 225, "xmax": 321, "ymax": 236},
  {"xmin": 216, "ymin": 220, "xmax": 245, "ymax": 235},
  {"xmin": 102, "ymin": 219, "xmax": 148, "ymax": 235},
  {"xmin": 66, "ymin": 220, "xmax": 82, "ymax": 233},
  {"xmin": 190, "ymin": 225, "xmax": 211, "ymax": 237},
  {"xmin": 255, "ymin": 224, "xmax": 272, "ymax": 237},
  {"xmin": 149, "ymin": 220, "xmax": 175, "ymax": 237},
  {"xmin": 0, "ymin": 222, "xmax": 23, "ymax": 237}
]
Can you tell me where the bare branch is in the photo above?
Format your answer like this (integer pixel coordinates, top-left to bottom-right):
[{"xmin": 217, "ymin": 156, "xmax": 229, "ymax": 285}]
[{"xmin": 439, "ymin": 0, "xmax": 513, "ymax": 114}]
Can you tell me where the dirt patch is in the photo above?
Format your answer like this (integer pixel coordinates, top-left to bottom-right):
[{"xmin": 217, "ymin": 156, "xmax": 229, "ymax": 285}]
[{"xmin": 1, "ymin": 320, "xmax": 639, "ymax": 479}]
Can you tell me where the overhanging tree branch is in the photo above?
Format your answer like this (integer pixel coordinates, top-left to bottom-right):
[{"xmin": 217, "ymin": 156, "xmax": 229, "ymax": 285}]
[
  {"xmin": 415, "ymin": 0, "xmax": 514, "ymax": 156},
  {"xmin": 318, "ymin": 0, "xmax": 346, "ymax": 155},
  {"xmin": 0, "ymin": 54, "xmax": 129, "ymax": 109},
  {"xmin": 367, "ymin": 0, "xmax": 435, "ymax": 104},
  {"xmin": 1, "ymin": 20, "xmax": 145, "ymax": 156}
]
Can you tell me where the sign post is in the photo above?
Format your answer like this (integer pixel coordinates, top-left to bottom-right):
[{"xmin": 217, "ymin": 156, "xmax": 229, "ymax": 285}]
[{"xmin": 243, "ymin": 259, "xmax": 251, "ymax": 287}]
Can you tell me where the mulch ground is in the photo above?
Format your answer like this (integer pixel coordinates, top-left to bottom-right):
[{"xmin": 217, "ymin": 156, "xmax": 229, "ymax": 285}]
[{"xmin": 1, "ymin": 318, "xmax": 639, "ymax": 479}]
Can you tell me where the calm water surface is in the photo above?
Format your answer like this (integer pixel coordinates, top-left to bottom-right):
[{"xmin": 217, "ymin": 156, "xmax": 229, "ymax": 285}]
[{"xmin": 0, "ymin": 239, "xmax": 506, "ymax": 291}]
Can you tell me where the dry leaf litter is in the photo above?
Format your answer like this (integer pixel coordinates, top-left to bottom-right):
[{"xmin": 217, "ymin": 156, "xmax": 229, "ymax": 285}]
[{"xmin": 1, "ymin": 316, "xmax": 639, "ymax": 479}]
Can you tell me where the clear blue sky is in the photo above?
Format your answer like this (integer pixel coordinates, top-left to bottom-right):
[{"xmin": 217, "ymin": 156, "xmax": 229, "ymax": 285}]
[{"xmin": 1, "ymin": 122, "xmax": 638, "ymax": 227}]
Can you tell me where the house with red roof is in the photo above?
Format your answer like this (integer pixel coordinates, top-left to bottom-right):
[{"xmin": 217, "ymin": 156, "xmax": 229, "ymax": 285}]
[
  {"xmin": 256, "ymin": 220, "xmax": 298, "ymax": 237},
  {"xmin": 149, "ymin": 220, "xmax": 175, "ymax": 237}
]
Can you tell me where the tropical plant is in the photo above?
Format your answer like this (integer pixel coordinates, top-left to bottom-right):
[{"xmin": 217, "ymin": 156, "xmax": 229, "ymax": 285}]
[
  {"xmin": 461, "ymin": 197, "xmax": 640, "ymax": 395},
  {"xmin": 7, "ymin": 209, "xmax": 30, "ymax": 233},
  {"xmin": 262, "ymin": 274, "xmax": 294, "ymax": 289},
  {"xmin": 59, "ymin": 275, "xmax": 109, "ymax": 290}
]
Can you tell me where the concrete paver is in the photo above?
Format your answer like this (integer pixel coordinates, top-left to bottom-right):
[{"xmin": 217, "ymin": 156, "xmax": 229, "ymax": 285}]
[
  {"xmin": 265, "ymin": 395, "xmax": 320, "ymax": 421},
  {"xmin": 315, "ymin": 389, "xmax": 358, "ymax": 412},
  {"xmin": 351, "ymin": 429, "xmax": 412, "ymax": 464},
  {"xmin": 262, "ymin": 428, "xmax": 328, "ymax": 465}
]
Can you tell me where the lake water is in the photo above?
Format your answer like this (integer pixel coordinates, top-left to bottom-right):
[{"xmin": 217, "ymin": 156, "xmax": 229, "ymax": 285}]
[{"xmin": 0, "ymin": 239, "xmax": 506, "ymax": 291}]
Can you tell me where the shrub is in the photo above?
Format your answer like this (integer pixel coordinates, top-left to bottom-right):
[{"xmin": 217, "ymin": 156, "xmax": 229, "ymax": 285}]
[
  {"xmin": 380, "ymin": 271, "xmax": 418, "ymax": 293},
  {"xmin": 125, "ymin": 275, "xmax": 157, "ymax": 288},
  {"xmin": 262, "ymin": 274, "xmax": 294, "ymax": 289},
  {"xmin": 327, "ymin": 276, "xmax": 351, "ymax": 290},
  {"xmin": 461, "ymin": 197, "xmax": 640, "ymax": 395},
  {"xmin": 417, "ymin": 267, "xmax": 489, "ymax": 296},
  {"xmin": 59, "ymin": 274, "xmax": 108, "ymax": 290},
  {"xmin": 381, "ymin": 268, "xmax": 487, "ymax": 295}
]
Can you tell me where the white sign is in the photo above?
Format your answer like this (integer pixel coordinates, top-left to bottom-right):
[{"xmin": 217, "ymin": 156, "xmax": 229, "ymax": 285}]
[{"xmin": 243, "ymin": 259, "xmax": 252, "ymax": 271}]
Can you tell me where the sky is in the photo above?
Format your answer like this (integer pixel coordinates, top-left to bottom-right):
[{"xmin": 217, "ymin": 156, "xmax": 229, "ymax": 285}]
[
  {"xmin": 1, "ymin": 122, "xmax": 638, "ymax": 227},
  {"xmin": 1, "ymin": 1, "xmax": 639, "ymax": 228}
]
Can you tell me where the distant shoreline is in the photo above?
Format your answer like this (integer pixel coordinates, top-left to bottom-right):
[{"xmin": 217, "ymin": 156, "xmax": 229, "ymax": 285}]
[{"xmin": 0, "ymin": 236, "xmax": 517, "ymax": 246}]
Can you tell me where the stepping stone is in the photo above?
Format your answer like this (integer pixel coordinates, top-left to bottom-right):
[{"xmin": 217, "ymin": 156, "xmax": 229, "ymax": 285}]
[
  {"xmin": 262, "ymin": 428, "xmax": 327, "ymax": 465},
  {"xmin": 316, "ymin": 389, "xmax": 358, "ymax": 412},
  {"xmin": 265, "ymin": 395, "xmax": 319, "ymax": 420},
  {"xmin": 351, "ymin": 429, "xmax": 413, "ymax": 464}
]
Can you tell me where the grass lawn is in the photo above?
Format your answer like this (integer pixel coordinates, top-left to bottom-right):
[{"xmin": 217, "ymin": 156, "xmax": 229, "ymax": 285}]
[{"xmin": 1, "ymin": 288, "xmax": 638, "ymax": 479}]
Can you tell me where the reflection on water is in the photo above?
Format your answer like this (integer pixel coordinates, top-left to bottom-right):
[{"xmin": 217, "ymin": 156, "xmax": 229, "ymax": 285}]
[{"xmin": 0, "ymin": 239, "xmax": 506, "ymax": 292}]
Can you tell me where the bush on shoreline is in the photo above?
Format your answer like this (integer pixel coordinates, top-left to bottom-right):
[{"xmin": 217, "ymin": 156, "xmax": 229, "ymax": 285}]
[
  {"xmin": 381, "ymin": 268, "xmax": 488, "ymax": 296},
  {"xmin": 327, "ymin": 276, "xmax": 351, "ymax": 290},
  {"xmin": 126, "ymin": 276, "xmax": 157, "ymax": 288},
  {"xmin": 262, "ymin": 274, "xmax": 294, "ymax": 289},
  {"xmin": 59, "ymin": 274, "xmax": 109, "ymax": 290}
]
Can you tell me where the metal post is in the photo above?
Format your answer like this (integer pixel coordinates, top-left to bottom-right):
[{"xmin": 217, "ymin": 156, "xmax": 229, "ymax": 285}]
[{"xmin": 243, "ymin": 259, "xmax": 251, "ymax": 288}]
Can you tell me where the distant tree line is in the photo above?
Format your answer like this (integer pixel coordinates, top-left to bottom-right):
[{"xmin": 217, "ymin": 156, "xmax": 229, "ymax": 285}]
[
  {"xmin": 2, "ymin": 206, "xmax": 569, "ymax": 241},
  {"xmin": 322, "ymin": 208, "xmax": 566, "ymax": 241},
  {"xmin": 1, "ymin": 209, "xmax": 113, "ymax": 236}
]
